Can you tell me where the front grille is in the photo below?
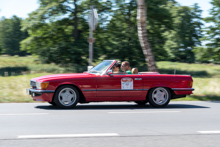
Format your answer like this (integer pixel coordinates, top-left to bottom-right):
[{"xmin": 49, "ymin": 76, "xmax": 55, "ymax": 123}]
[{"xmin": 30, "ymin": 80, "xmax": 36, "ymax": 89}]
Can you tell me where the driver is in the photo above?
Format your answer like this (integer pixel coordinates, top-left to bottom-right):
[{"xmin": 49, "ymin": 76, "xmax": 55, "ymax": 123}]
[
  {"xmin": 112, "ymin": 62, "xmax": 121, "ymax": 73},
  {"xmin": 121, "ymin": 61, "xmax": 132, "ymax": 74}
]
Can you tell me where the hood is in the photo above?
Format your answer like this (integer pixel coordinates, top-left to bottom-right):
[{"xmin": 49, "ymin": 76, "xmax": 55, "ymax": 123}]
[{"xmin": 31, "ymin": 73, "xmax": 94, "ymax": 82}]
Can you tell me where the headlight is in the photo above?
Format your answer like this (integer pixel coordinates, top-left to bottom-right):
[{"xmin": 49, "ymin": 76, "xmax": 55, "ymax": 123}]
[{"xmin": 36, "ymin": 82, "xmax": 49, "ymax": 90}]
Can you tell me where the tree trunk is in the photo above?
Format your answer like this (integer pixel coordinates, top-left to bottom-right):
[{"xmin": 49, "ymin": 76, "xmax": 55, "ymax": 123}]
[{"xmin": 137, "ymin": 0, "xmax": 158, "ymax": 72}]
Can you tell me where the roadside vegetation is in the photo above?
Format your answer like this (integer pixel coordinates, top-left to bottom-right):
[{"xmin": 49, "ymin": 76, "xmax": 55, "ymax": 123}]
[
  {"xmin": 0, "ymin": 56, "xmax": 219, "ymax": 103},
  {"xmin": 0, "ymin": 55, "xmax": 66, "ymax": 76}
]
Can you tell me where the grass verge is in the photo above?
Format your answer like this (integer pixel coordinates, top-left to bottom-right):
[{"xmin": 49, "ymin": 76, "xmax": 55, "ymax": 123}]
[
  {"xmin": 0, "ymin": 56, "xmax": 220, "ymax": 102},
  {"xmin": 0, "ymin": 73, "xmax": 52, "ymax": 103}
]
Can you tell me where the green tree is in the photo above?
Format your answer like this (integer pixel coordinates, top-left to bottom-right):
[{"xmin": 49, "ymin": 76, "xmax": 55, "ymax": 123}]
[
  {"xmin": 194, "ymin": 0, "xmax": 220, "ymax": 63},
  {"xmin": 163, "ymin": 3, "xmax": 203, "ymax": 63},
  {"xmin": 0, "ymin": 15, "xmax": 28, "ymax": 56},
  {"xmin": 96, "ymin": 0, "xmax": 143, "ymax": 66},
  {"xmin": 21, "ymin": 0, "xmax": 204, "ymax": 70},
  {"xmin": 21, "ymin": 0, "xmax": 111, "ymax": 70},
  {"xmin": 21, "ymin": 0, "xmax": 87, "ymax": 66},
  {"xmin": 97, "ymin": 0, "xmax": 174, "ymax": 69}
]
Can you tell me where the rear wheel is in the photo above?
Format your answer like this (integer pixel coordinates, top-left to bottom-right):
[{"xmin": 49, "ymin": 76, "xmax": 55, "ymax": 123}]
[
  {"xmin": 54, "ymin": 85, "xmax": 79, "ymax": 109},
  {"xmin": 148, "ymin": 87, "xmax": 171, "ymax": 108}
]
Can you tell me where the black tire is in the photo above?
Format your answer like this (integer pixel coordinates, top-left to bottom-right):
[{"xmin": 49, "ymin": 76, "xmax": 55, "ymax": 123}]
[
  {"xmin": 48, "ymin": 102, "xmax": 57, "ymax": 106},
  {"xmin": 135, "ymin": 100, "xmax": 148, "ymax": 105},
  {"xmin": 54, "ymin": 85, "xmax": 79, "ymax": 109},
  {"xmin": 148, "ymin": 87, "xmax": 171, "ymax": 108}
]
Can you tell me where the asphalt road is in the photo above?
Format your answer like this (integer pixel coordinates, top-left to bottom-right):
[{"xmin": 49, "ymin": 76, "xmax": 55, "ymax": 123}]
[{"xmin": 0, "ymin": 101, "xmax": 220, "ymax": 147}]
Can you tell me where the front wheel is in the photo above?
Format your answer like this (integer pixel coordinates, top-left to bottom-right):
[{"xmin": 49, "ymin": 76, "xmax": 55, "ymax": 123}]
[
  {"xmin": 54, "ymin": 85, "xmax": 79, "ymax": 109},
  {"xmin": 148, "ymin": 87, "xmax": 171, "ymax": 108}
]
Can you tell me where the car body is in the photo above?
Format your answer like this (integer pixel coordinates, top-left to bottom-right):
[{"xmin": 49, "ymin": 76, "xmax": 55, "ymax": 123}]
[{"xmin": 27, "ymin": 60, "xmax": 194, "ymax": 108}]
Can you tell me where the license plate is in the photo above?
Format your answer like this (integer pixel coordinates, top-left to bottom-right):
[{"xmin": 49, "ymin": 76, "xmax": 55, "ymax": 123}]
[{"xmin": 26, "ymin": 89, "xmax": 30, "ymax": 95}]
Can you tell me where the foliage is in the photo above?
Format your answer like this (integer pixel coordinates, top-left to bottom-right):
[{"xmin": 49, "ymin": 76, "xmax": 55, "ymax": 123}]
[
  {"xmin": 21, "ymin": 0, "xmax": 112, "ymax": 67},
  {"xmin": 97, "ymin": 0, "xmax": 145, "ymax": 66},
  {"xmin": 193, "ymin": 0, "xmax": 220, "ymax": 64},
  {"xmin": 20, "ymin": 0, "xmax": 205, "ymax": 68},
  {"xmin": 95, "ymin": 0, "xmax": 175, "ymax": 69},
  {"xmin": 163, "ymin": 3, "xmax": 203, "ymax": 63},
  {"xmin": 0, "ymin": 16, "xmax": 28, "ymax": 56}
]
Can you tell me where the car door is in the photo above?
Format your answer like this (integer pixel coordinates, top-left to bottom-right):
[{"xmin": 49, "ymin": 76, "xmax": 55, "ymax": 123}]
[{"xmin": 96, "ymin": 73, "xmax": 143, "ymax": 99}]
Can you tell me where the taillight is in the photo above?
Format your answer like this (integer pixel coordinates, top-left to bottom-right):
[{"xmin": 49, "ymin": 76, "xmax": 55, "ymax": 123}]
[{"xmin": 187, "ymin": 81, "xmax": 193, "ymax": 88}]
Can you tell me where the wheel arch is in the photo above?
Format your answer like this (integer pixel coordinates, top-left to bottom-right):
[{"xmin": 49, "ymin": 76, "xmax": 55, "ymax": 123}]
[
  {"xmin": 146, "ymin": 86, "xmax": 174, "ymax": 101},
  {"xmin": 52, "ymin": 84, "xmax": 86, "ymax": 103}
]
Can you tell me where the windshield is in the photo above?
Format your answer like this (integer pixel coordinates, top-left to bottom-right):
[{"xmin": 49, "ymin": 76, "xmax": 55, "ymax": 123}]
[{"xmin": 88, "ymin": 60, "xmax": 114, "ymax": 75}]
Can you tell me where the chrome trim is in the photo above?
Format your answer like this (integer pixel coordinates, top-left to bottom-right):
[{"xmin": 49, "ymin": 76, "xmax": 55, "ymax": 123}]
[
  {"xmin": 82, "ymin": 90, "xmax": 96, "ymax": 92},
  {"xmin": 103, "ymin": 60, "xmax": 117, "ymax": 76},
  {"xmin": 30, "ymin": 80, "xmax": 36, "ymax": 87},
  {"xmin": 98, "ymin": 89, "xmax": 145, "ymax": 91},
  {"xmin": 88, "ymin": 60, "xmax": 116, "ymax": 76},
  {"xmin": 107, "ymin": 74, "xmax": 142, "ymax": 75},
  {"xmin": 135, "ymin": 78, "xmax": 142, "ymax": 80},
  {"xmin": 109, "ymin": 74, "xmax": 126, "ymax": 75},
  {"xmin": 28, "ymin": 89, "xmax": 55, "ymax": 93},
  {"xmin": 103, "ymin": 60, "xmax": 116, "ymax": 62},
  {"xmin": 171, "ymin": 88, "xmax": 194, "ymax": 91},
  {"xmin": 83, "ymin": 89, "xmax": 148, "ymax": 91}
]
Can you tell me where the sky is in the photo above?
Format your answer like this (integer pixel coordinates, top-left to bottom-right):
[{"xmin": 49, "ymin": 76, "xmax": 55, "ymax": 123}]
[
  {"xmin": 177, "ymin": 0, "xmax": 212, "ymax": 17},
  {"xmin": 0, "ymin": 0, "xmax": 213, "ymax": 19},
  {"xmin": 0, "ymin": 0, "xmax": 39, "ymax": 18}
]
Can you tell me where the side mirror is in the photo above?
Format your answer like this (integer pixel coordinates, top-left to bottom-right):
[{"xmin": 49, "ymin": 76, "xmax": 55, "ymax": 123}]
[{"xmin": 87, "ymin": 66, "xmax": 93, "ymax": 71}]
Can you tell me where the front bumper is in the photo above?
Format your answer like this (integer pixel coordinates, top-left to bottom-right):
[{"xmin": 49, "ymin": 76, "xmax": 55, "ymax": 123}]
[
  {"xmin": 27, "ymin": 88, "xmax": 55, "ymax": 102},
  {"xmin": 27, "ymin": 88, "xmax": 55, "ymax": 96}
]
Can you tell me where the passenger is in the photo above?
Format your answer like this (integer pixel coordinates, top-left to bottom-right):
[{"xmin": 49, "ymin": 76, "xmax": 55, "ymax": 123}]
[
  {"xmin": 121, "ymin": 61, "xmax": 132, "ymax": 74},
  {"xmin": 112, "ymin": 62, "xmax": 121, "ymax": 73},
  {"xmin": 132, "ymin": 68, "xmax": 138, "ymax": 74}
]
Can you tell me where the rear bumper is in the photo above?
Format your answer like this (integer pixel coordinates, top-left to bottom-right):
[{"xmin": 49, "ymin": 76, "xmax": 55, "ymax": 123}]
[
  {"xmin": 171, "ymin": 88, "xmax": 194, "ymax": 91},
  {"xmin": 27, "ymin": 88, "xmax": 55, "ymax": 102},
  {"xmin": 171, "ymin": 88, "xmax": 194, "ymax": 95}
]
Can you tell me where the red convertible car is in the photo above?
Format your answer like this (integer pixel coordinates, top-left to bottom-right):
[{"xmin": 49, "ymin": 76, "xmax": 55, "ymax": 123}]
[{"xmin": 27, "ymin": 60, "xmax": 194, "ymax": 108}]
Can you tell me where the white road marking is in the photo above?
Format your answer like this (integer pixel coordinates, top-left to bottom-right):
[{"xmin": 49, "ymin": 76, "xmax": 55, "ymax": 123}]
[
  {"xmin": 108, "ymin": 111, "xmax": 181, "ymax": 114},
  {"xmin": 17, "ymin": 133, "xmax": 119, "ymax": 139},
  {"xmin": 0, "ymin": 113, "xmax": 49, "ymax": 116},
  {"xmin": 198, "ymin": 131, "xmax": 220, "ymax": 134}
]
